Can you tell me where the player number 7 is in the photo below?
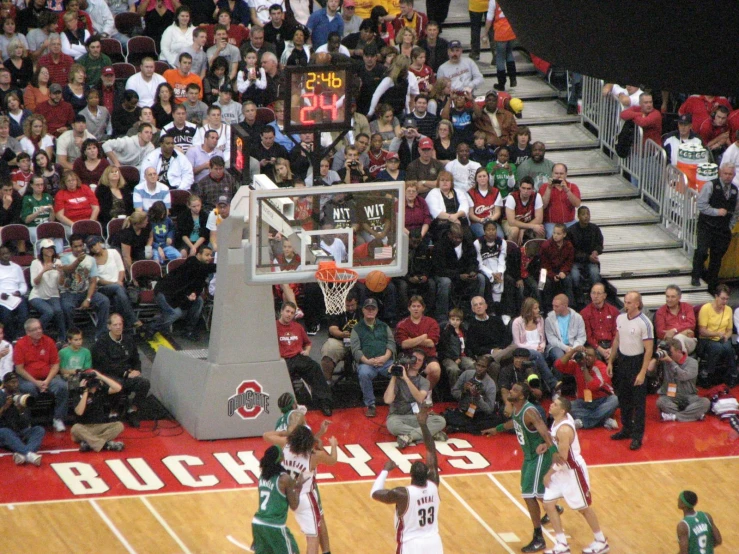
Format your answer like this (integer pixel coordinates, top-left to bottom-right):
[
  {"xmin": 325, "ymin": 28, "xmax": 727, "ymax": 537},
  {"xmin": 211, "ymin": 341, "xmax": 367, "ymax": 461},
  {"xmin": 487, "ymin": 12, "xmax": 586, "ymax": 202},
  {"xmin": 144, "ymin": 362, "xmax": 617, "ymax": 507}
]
[{"xmin": 259, "ymin": 490, "xmax": 270, "ymax": 511}]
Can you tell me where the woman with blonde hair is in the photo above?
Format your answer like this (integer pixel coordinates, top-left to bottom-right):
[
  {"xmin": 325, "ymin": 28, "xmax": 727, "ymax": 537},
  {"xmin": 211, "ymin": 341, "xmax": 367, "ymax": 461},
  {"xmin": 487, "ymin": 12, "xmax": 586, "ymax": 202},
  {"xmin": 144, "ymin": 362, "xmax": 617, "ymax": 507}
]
[
  {"xmin": 0, "ymin": 17, "xmax": 27, "ymax": 62},
  {"xmin": 368, "ymin": 54, "xmax": 419, "ymax": 119},
  {"xmin": 428, "ymin": 76, "xmax": 451, "ymax": 116},
  {"xmin": 63, "ymin": 63, "xmax": 88, "ymax": 113},
  {"xmin": 95, "ymin": 165, "xmax": 133, "ymax": 229},
  {"xmin": 5, "ymin": 92, "xmax": 30, "ymax": 138},
  {"xmin": 21, "ymin": 114, "xmax": 54, "ymax": 159},
  {"xmin": 425, "ymin": 169, "xmax": 471, "ymax": 241},
  {"xmin": 60, "ymin": 10, "xmax": 89, "ymax": 59},
  {"xmin": 274, "ymin": 158, "xmax": 294, "ymax": 188},
  {"xmin": 23, "ymin": 66, "xmax": 50, "ymax": 111},
  {"xmin": 395, "ymin": 26, "xmax": 417, "ymax": 59},
  {"xmin": 511, "ymin": 297, "xmax": 559, "ymax": 391},
  {"xmin": 119, "ymin": 211, "xmax": 152, "ymax": 272},
  {"xmin": 3, "ymin": 36, "xmax": 32, "ymax": 89}
]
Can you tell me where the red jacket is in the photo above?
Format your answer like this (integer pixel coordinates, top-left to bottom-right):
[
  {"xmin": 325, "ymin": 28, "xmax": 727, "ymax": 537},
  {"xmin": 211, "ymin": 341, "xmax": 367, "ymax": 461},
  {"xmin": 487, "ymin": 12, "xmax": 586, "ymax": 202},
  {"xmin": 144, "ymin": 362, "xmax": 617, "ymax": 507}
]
[
  {"xmin": 392, "ymin": 10, "xmax": 428, "ymax": 40},
  {"xmin": 620, "ymin": 106, "xmax": 663, "ymax": 145},
  {"xmin": 540, "ymin": 239, "xmax": 574, "ymax": 277},
  {"xmin": 679, "ymin": 95, "xmax": 732, "ymax": 133},
  {"xmin": 698, "ymin": 118, "xmax": 730, "ymax": 147},
  {"xmin": 556, "ymin": 358, "xmax": 614, "ymax": 401},
  {"xmin": 580, "ymin": 301, "xmax": 619, "ymax": 348},
  {"xmin": 395, "ymin": 315, "xmax": 440, "ymax": 357},
  {"xmin": 654, "ymin": 301, "xmax": 696, "ymax": 339}
]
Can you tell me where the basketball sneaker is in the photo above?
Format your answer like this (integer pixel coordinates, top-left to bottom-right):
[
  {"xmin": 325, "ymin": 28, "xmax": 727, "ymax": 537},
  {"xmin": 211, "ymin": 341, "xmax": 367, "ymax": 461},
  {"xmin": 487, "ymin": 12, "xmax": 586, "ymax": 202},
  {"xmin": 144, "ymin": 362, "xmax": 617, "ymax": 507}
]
[
  {"xmin": 521, "ymin": 536, "xmax": 546, "ymax": 552},
  {"xmin": 397, "ymin": 435, "xmax": 412, "ymax": 449},
  {"xmin": 603, "ymin": 418, "xmax": 619, "ymax": 430},
  {"xmin": 25, "ymin": 452, "xmax": 42, "ymax": 466},
  {"xmin": 661, "ymin": 412, "xmax": 677, "ymax": 422},
  {"xmin": 13, "ymin": 452, "xmax": 25, "ymax": 465},
  {"xmin": 544, "ymin": 543, "xmax": 570, "ymax": 554},
  {"xmin": 582, "ymin": 539, "xmax": 610, "ymax": 553}
]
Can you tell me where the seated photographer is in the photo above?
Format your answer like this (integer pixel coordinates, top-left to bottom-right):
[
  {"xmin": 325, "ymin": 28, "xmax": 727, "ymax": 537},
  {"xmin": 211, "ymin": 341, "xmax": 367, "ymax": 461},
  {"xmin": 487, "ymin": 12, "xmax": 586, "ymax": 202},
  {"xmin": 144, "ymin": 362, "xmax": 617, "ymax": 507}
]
[
  {"xmin": 395, "ymin": 296, "xmax": 442, "ymax": 390},
  {"xmin": 71, "ymin": 369, "xmax": 125, "ymax": 452},
  {"xmin": 554, "ymin": 345, "xmax": 619, "ymax": 430},
  {"xmin": 320, "ymin": 290, "xmax": 361, "ymax": 384},
  {"xmin": 498, "ymin": 349, "xmax": 546, "ymax": 420},
  {"xmin": 444, "ymin": 355, "xmax": 502, "ymax": 435},
  {"xmin": 0, "ymin": 372, "xmax": 45, "ymax": 466},
  {"xmin": 697, "ymin": 285, "xmax": 737, "ymax": 387},
  {"xmin": 92, "ymin": 314, "xmax": 151, "ymax": 428},
  {"xmin": 438, "ymin": 307, "xmax": 477, "ymax": 389},
  {"xmin": 647, "ymin": 339, "xmax": 710, "ymax": 423},
  {"xmin": 384, "ymin": 349, "xmax": 447, "ymax": 449}
]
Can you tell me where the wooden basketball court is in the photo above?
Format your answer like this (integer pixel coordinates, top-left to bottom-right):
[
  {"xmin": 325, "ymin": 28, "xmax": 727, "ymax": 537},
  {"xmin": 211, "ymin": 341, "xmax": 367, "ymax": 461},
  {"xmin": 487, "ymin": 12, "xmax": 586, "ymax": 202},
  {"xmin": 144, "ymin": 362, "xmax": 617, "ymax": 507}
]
[{"xmin": 3, "ymin": 456, "xmax": 736, "ymax": 553}]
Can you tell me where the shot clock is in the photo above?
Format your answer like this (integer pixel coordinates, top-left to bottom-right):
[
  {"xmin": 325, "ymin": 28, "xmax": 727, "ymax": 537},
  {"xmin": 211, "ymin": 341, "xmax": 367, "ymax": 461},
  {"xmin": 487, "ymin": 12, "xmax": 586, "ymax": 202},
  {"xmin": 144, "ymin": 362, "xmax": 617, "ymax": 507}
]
[{"xmin": 284, "ymin": 65, "xmax": 354, "ymax": 134}]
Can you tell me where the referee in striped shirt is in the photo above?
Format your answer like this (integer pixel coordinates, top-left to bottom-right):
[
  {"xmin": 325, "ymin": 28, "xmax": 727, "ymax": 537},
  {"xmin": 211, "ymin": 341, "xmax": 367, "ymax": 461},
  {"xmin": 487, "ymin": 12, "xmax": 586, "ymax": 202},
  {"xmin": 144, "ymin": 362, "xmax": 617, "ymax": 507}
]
[{"xmin": 607, "ymin": 291, "xmax": 654, "ymax": 451}]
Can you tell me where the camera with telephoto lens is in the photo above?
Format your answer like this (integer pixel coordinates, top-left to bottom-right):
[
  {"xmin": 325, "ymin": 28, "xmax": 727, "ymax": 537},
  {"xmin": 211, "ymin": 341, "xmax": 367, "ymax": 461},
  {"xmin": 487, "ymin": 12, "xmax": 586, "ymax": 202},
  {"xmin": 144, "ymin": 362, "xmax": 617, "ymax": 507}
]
[
  {"xmin": 12, "ymin": 394, "xmax": 35, "ymax": 409},
  {"xmin": 653, "ymin": 340, "xmax": 670, "ymax": 360},
  {"xmin": 573, "ymin": 351, "xmax": 586, "ymax": 363},
  {"xmin": 390, "ymin": 355, "xmax": 416, "ymax": 377},
  {"xmin": 79, "ymin": 370, "xmax": 104, "ymax": 390},
  {"xmin": 521, "ymin": 360, "xmax": 535, "ymax": 370}
]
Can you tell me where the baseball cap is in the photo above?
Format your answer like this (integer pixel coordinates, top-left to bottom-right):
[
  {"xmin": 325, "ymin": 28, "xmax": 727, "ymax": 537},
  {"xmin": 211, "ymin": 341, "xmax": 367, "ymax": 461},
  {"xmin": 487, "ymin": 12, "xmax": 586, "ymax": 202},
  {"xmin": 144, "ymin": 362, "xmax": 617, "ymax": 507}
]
[
  {"xmin": 448, "ymin": 40, "xmax": 462, "ymax": 49},
  {"xmin": 217, "ymin": 195, "xmax": 229, "ymax": 205},
  {"xmin": 220, "ymin": 82, "xmax": 234, "ymax": 93},
  {"xmin": 343, "ymin": 0, "xmax": 355, "ymax": 6},
  {"xmin": 513, "ymin": 348, "xmax": 531, "ymax": 358},
  {"xmin": 38, "ymin": 238, "xmax": 56, "ymax": 250},
  {"xmin": 403, "ymin": 118, "xmax": 417, "ymax": 129},
  {"xmin": 386, "ymin": 152, "xmax": 399, "ymax": 160},
  {"xmin": 102, "ymin": 66, "xmax": 115, "ymax": 77},
  {"xmin": 485, "ymin": 90, "xmax": 499, "ymax": 99},
  {"xmin": 3, "ymin": 371, "xmax": 17, "ymax": 383},
  {"xmin": 49, "ymin": 83, "xmax": 62, "ymax": 93},
  {"xmin": 418, "ymin": 137, "xmax": 434, "ymax": 150},
  {"xmin": 677, "ymin": 113, "xmax": 692, "ymax": 125},
  {"xmin": 363, "ymin": 297, "xmax": 379, "ymax": 309}
]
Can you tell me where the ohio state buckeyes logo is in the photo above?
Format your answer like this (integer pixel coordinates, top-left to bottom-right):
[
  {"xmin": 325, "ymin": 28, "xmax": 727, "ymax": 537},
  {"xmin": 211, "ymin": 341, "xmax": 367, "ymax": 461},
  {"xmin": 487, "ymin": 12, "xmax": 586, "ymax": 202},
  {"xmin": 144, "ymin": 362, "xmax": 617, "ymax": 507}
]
[{"xmin": 227, "ymin": 381, "xmax": 270, "ymax": 420}]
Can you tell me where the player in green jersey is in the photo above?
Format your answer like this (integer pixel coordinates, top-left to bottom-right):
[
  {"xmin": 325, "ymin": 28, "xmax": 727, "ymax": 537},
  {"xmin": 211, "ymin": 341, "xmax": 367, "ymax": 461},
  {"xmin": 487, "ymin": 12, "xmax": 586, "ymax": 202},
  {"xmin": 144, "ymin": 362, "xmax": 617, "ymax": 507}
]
[
  {"xmin": 252, "ymin": 445, "xmax": 304, "ymax": 554},
  {"xmin": 483, "ymin": 382, "xmax": 562, "ymax": 552},
  {"xmin": 677, "ymin": 490, "xmax": 722, "ymax": 554}
]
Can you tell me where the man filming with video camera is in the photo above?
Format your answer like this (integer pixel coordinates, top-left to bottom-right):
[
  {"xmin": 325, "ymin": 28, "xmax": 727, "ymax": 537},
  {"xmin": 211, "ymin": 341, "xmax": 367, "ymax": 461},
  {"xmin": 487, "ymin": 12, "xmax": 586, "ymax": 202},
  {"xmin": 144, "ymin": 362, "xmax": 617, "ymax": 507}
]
[
  {"xmin": 384, "ymin": 348, "xmax": 447, "ymax": 450},
  {"xmin": 646, "ymin": 338, "xmax": 710, "ymax": 423},
  {"xmin": 555, "ymin": 345, "xmax": 619, "ymax": 430},
  {"xmin": 0, "ymin": 372, "xmax": 45, "ymax": 466},
  {"xmin": 71, "ymin": 369, "xmax": 125, "ymax": 453}
]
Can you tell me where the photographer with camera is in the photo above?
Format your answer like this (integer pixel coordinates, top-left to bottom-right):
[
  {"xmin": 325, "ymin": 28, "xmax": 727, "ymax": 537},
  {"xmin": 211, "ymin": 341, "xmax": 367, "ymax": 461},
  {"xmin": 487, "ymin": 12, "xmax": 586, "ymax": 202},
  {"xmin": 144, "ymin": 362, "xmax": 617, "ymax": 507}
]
[
  {"xmin": 498, "ymin": 348, "xmax": 546, "ymax": 420},
  {"xmin": 71, "ymin": 369, "xmax": 125, "ymax": 452},
  {"xmin": 445, "ymin": 354, "xmax": 502, "ymax": 434},
  {"xmin": 647, "ymin": 338, "xmax": 710, "ymax": 423},
  {"xmin": 539, "ymin": 164, "xmax": 582, "ymax": 238},
  {"xmin": 384, "ymin": 348, "xmax": 447, "ymax": 449},
  {"xmin": 555, "ymin": 345, "xmax": 619, "ymax": 430},
  {"xmin": 0, "ymin": 372, "xmax": 44, "ymax": 466}
]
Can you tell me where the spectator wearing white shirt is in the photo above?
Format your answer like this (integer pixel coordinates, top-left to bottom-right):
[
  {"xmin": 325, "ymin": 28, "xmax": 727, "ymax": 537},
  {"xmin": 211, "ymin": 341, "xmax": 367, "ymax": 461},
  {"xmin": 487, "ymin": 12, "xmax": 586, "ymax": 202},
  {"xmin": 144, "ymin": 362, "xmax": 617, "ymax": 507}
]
[
  {"xmin": 133, "ymin": 167, "xmax": 172, "ymax": 212},
  {"xmin": 84, "ymin": 0, "xmax": 116, "ymax": 40},
  {"xmin": 60, "ymin": 11, "xmax": 89, "ymax": 60},
  {"xmin": 140, "ymin": 133, "xmax": 194, "ymax": 190},
  {"xmin": 125, "ymin": 57, "xmax": 167, "ymax": 108},
  {"xmin": 103, "ymin": 123, "xmax": 155, "ymax": 169},
  {"xmin": 602, "ymin": 83, "xmax": 643, "ymax": 110},
  {"xmin": 445, "ymin": 142, "xmax": 481, "ymax": 193},
  {"xmin": 159, "ymin": 7, "xmax": 195, "ymax": 66},
  {"xmin": 0, "ymin": 245, "xmax": 29, "ymax": 341},
  {"xmin": 192, "ymin": 105, "xmax": 231, "ymax": 167},
  {"xmin": 206, "ymin": 195, "xmax": 230, "ymax": 252}
]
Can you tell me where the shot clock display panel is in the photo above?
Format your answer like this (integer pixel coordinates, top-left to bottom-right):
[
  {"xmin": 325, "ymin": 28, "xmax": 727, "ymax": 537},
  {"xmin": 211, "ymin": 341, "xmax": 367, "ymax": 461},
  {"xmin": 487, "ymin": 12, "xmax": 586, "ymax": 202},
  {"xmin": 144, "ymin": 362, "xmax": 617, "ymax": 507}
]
[{"xmin": 284, "ymin": 65, "xmax": 353, "ymax": 134}]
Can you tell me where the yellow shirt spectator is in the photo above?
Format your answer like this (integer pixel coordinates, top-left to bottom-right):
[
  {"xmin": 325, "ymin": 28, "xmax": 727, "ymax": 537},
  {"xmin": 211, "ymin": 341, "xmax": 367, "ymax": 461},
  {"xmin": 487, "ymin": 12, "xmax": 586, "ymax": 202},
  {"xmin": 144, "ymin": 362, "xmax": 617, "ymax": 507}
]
[{"xmin": 698, "ymin": 302, "xmax": 732, "ymax": 342}]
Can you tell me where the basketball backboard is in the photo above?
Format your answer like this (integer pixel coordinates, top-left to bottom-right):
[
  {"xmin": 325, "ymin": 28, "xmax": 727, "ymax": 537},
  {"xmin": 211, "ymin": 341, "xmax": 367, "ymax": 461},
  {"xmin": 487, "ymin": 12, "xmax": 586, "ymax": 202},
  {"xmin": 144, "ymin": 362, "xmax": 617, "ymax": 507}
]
[{"xmin": 244, "ymin": 179, "xmax": 407, "ymax": 284}]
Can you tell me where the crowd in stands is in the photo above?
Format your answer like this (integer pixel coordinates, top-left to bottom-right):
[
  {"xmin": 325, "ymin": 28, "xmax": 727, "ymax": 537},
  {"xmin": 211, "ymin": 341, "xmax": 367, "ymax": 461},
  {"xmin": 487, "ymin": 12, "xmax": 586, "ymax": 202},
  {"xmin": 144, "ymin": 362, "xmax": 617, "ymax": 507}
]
[{"xmin": 0, "ymin": 0, "xmax": 738, "ymax": 462}]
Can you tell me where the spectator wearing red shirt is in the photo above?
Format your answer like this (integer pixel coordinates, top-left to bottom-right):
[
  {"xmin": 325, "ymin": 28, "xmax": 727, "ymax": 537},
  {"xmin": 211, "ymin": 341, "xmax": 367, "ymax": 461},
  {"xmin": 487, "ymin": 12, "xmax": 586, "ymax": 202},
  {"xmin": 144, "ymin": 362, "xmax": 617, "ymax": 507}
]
[
  {"xmin": 53, "ymin": 170, "xmax": 100, "ymax": 231},
  {"xmin": 36, "ymin": 83, "xmax": 75, "ymax": 137},
  {"xmin": 698, "ymin": 105, "xmax": 732, "ymax": 160},
  {"xmin": 37, "ymin": 34, "xmax": 74, "ymax": 86},
  {"xmin": 579, "ymin": 282, "xmax": 620, "ymax": 360},
  {"xmin": 394, "ymin": 295, "xmax": 441, "ymax": 388},
  {"xmin": 619, "ymin": 92, "xmax": 662, "ymax": 146},
  {"xmin": 275, "ymin": 302, "xmax": 333, "ymax": 416},
  {"xmin": 13, "ymin": 318, "xmax": 68, "ymax": 431},
  {"xmin": 403, "ymin": 181, "xmax": 432, "ymax": 238},
  {"xmin": 555, "ymin": 345, "xmax": 619, "ymax": 429},
  {"xmin": 392, "ymin": 0, "xmax": 428, "ymax": 40},
  {"xmin": 539, "ymin": 223, "xmax": 574, "ymax": 310},
  {"xmin": 678, "ymin": 94, "xmax": 732, "ymax": 133},
  {"xmin": 654, "ymin": 284, "xmax": 697, "ymax": 354},
  {"xmin": 539, "ymin": 163, "xmax": 581, "ymax": 237}
]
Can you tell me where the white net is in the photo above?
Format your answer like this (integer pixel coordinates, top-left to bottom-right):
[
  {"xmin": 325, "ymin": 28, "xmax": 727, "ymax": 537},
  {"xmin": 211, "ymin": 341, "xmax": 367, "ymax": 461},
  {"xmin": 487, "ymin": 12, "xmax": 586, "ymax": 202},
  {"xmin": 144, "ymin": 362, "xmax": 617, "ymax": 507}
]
[{"xmin": 316, "ymin": 267, "xmax": 358, "ymax": 315}]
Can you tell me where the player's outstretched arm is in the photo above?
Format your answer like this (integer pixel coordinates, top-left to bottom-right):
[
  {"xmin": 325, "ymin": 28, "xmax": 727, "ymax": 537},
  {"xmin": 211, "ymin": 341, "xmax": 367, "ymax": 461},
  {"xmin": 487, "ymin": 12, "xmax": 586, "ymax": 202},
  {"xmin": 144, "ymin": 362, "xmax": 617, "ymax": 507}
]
[
  {"xmin": 313, "ymin": 436, "xmax": 339, "ymax": 467},
  {"xmin": 371, "ymin": 461, "xmax": 407, "ymax": 504},
  {"xmin": 417, "ymin": 404, "xmax": 439, "ymax": 485},
  {"xmin": 707, "ymin": 512, "xmax": 722, "ymax": 546},
  {"xmin": 481, "ymin": 420, "xmax": 513, "ymax": 436}
]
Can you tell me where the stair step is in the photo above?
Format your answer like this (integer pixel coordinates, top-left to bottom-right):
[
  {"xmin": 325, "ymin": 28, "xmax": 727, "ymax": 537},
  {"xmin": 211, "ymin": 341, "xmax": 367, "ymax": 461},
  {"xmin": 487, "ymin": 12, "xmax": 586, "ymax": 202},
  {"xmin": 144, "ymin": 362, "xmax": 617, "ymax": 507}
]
[
  {"xmin": 473, "ymin": 51, "xmax": 536, "ymax": 76},
  {"xmin": 586, "ymin": 200, "xmax": 660, "ymax": 226},
  {"xmin": 519, "ymin": 100, "xmax": 580, "ymax": 125},
  {"xmin": 607, "ymin": 275, "xmax": 708, "ymax": 295},
  {"xmin": 622, "ymin": 292, "xmax": 714, "ymax": 312},
  {"xmin": 481, "ymin": 75, "xmax": 558, "ymax": 99},
  {"xmin": 601, "ymin": 225, "xmax": 681, "ymax": 252},
  {"xmin": 549, "ymin": 150, "xmax": 618, "ymax": 177},
  {"xmin": 530, "ymin": 124, "xmax": 599, "ymax": 150},
  {"xmin": 575, "ymin": 174, "xmax": 638, "ymax": 200},
  {"xmin": 599, "ymin": 249, "xmax": 693, "ymax": 279}
]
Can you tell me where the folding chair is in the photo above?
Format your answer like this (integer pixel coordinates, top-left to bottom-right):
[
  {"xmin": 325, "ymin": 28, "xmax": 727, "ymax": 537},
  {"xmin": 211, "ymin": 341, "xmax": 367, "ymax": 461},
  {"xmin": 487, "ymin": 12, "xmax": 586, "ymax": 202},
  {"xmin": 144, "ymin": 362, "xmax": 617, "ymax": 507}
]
[
  {"xmin": 256, "ymin": 107, "xmax": 276, "ymax": 125},
  {"xmin": 0, "ymin": 224, "xmax": 31, "ymax": 253},
  {"xmin": 154, "ymin": 60, "xmax": 170, "ymax": 75},
  {"xmin": 130, "ymin": 260, "xmax": 163, "ymax": 322},
  {"xmin": 119, "ymin": 165, "xmax": 141, "ymax": 187},
  {"xmin": 71, "ymin": 219, "xmax": 104, "ymax": 240},
  {"xmin": 107, "ymin": 217, "xmax": 125, "ymax": 247},
  {"xmin": 34, "ymin": 222, "xmax": 67, "ymax": 254},
  {"xmin": 101, "ymin": 38, "xmax": 124, "ymax": 63},
  {"xmin": 114, "ymin": 12, "xmax": 141, "ymax": 36},
  {"xmin": 166, "ymin": 257, "xmax": 186, "ymax": 274},
  {"xmin": 126, "ymin": 36, "xmax": 157, "ymax": 66},
  {"xmin": 169, "ymin": 189, "xmax": 190, "ymax": 224},
  {"xmin": 112, "ymin": 62, "xmax": 136, "ymax": 81}
]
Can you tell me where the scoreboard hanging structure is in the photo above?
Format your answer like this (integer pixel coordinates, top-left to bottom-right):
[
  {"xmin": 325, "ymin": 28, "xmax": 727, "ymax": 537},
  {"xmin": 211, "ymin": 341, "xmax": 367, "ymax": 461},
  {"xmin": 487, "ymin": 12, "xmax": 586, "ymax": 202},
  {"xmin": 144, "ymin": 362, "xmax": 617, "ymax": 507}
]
[{"xmin": 284, "ymin": 65, "xmax": 354, "ymax": 134}]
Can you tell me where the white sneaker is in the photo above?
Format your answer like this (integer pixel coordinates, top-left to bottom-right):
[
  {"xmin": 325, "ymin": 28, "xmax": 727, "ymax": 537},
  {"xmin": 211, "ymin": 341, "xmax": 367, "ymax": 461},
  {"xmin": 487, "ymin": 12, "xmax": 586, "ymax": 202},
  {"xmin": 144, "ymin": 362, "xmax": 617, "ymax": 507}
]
[
  {"xmin": 294, "ymin": 308, "xmax": 305, "ymax": 319},
  {"xmin": 53, "ymin": 419, "xmax": 66, "ymax": 432},
  {"xmin": 582, "ymin": 540, "xmax": 610, "ymax": 554},
  {"xmin": 25, "ymin": 452, "xmax": 42, "ymax": 466},
  {"xmin": 13, "ymin": 452, "xmax": 25, "ymax": 465},
  {"xmin": 397, "ymin": 435, "xmax": 412, "ymax": 449},
  {"xmin": 661, "ymin": 412, "xmax": 677, "ymax": 422},
  {"xmin": 544, "ymin": 542, "xmax": 571, "ymax": 554},
  {"xmin": 603, "ymin": 418, "xmax": 619, "ymax": 430},
  {"xmin": 574, "ymin": 419, "xmax": 583, "ymax": 429}
]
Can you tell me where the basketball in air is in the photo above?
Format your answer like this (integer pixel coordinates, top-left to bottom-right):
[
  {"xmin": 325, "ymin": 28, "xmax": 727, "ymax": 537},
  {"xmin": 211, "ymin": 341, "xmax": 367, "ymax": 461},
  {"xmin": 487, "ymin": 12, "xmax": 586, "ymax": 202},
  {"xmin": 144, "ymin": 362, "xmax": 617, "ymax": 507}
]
[{"xmin": 365, "ymin": 270, "xmax": 389, "ymax": 293}]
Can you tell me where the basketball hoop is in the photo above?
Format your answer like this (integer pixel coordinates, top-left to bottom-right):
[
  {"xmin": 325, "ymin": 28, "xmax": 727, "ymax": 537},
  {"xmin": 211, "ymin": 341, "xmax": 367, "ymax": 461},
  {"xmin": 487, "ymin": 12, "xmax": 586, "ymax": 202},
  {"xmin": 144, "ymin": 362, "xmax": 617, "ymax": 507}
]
[{"xmin": 315, "ymin": 261, "xmax": 359, "ymax": 315}]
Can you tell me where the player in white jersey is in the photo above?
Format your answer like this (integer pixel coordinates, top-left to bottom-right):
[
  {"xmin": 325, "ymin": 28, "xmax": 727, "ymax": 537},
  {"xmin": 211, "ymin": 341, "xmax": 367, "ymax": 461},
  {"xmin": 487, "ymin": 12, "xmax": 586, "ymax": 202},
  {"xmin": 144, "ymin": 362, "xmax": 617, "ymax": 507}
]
[
  {"xmin": 371, "ymin": 405, "xmax": 443, "ymax": 554},
  {"xmin": 542, "ymin": 397, "xmax": 610, "ymax": 554},
  {"xmin": 264, "ymin": 425, "xmax": 338, "ymax": 554}
]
